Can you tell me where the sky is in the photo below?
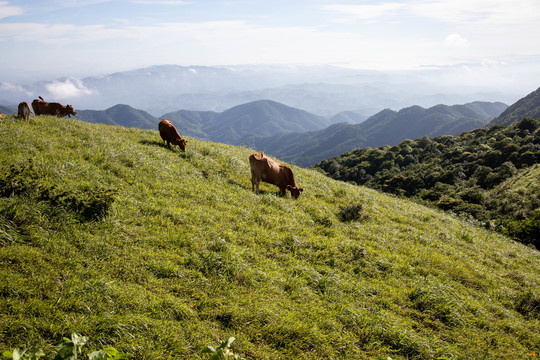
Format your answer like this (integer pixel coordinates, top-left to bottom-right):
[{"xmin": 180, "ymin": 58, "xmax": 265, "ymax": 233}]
[{"xmin": 1, "ymin": 0, "xmax": 540, "ymax": 86}]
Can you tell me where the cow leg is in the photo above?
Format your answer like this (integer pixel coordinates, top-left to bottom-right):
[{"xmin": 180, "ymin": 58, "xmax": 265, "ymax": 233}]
[{"xmin": 251, "ymin": 173, "xmax": 260, "ymax": 194}]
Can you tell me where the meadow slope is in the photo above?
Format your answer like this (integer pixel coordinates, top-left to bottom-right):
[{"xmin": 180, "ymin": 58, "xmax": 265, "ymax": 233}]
[{"xmin": 1, "ymin": 115, "xmax": 540, "ymax": 359}]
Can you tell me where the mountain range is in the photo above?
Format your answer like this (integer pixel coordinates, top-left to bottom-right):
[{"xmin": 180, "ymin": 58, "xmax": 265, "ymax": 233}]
[
  {"xmin": 71, "ymin": 99, "xmax": 507, "ymax": 167},
  {"xmin": 76, "ymin": 100, "xmax": 333, "ymax": 141},
  {"xmin": 15, "ymin": 98, "xmax": 504, "ymax": 168},
  {"xmin": 244, "ymin": 102, "xmax": 508, "ymax": 167}
]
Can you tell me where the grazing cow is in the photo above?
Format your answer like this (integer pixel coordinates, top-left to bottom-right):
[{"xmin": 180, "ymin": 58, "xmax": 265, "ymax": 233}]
[
  {"xmin": 31, "ymin": 99, "xmax": 76, "ymax": 118},
  {"xmin": 17, "ymin": 102, "xmax": 33, "ymax": 121},
  {"xmin": 158, "ymin": 119, "xmax": 187, "ymax": 151},
  {"xmin": 0, "ymin": 110, "xmax": 2, "ymax": 121},
  {"xmin": 249, "ymin": 153, "xmax": 304, "ymax": 199}
]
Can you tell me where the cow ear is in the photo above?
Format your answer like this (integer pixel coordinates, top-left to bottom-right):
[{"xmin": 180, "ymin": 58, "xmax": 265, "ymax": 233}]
[
  {"xmin": 286, "ymin": 185, "xmax": 292, "ymax": 190},
  {"xmin": 299, "ymin": 188, "xmax": 304, "ymax": 192}
]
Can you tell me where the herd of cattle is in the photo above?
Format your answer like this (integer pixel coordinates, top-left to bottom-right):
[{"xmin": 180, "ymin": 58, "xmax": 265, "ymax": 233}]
[
  {"xmin": 2, "ymin": 101, "xmax": 304, "ymax": 199},
  {"xmin": 5, "ymin": 98, "xmax": 78, "ymax": 122}
]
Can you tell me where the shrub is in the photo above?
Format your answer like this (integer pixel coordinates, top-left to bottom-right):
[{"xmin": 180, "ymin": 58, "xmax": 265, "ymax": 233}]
[
  {"xmin": 338, "ymin": 203, "xmax": 366, "ymax": 222},
  {"xmin": 516, "ymin": 118, "xmax": 539, "ymax": 132}
]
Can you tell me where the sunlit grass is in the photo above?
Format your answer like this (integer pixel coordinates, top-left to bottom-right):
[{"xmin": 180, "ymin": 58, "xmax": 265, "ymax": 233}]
[{"xmin": 1, "ymin": 114, "xmax": 540, "ymax": 359}]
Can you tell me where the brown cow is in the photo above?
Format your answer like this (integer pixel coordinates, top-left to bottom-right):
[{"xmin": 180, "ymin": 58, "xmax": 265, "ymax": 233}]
[
  {"xmin": 0, "ymin": 110, "xmax": 2, "ymax": 121},
  {"xmin": 158, "ymin": 119, "xmax": 187, "ymax": 151},
  {"xmin": 17, "ymin": 102, "xmax": 33, "ymax": 121},
  {"xmin": 249, "ymin": 153, "xmax": 304, "ymax": 199},
  {"xmin": 31, "ymin": 99, "xmax": 76, "ymax": 118}
]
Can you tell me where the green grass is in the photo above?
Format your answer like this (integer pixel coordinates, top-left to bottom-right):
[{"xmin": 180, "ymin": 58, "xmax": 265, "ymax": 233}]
[{"xmin": 1, "ymin": 114, "xmax": 540, "ymax": 359}]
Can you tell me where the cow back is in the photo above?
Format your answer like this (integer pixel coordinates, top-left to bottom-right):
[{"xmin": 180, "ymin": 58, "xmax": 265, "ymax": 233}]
[
  {"xmin": 31, "ymin": 99, "xmax": 75, "ymax": 117},
  {"xmin": 32, "ymin": 99, "xmax": 46, "ymax": 115},
  {"xmin": 250, "ymin": 153, "xmax": 295, "ymax": 187}
]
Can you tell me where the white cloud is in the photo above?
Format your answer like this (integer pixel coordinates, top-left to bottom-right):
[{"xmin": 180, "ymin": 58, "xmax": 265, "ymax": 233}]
[
  {"xmin": 410, "ymin": 0, "xmax": 540, "ymax": 25},
  {"xmin": 0, "ymin": 1, "xmax": 23, "ymax": 19},
  {"xmin": 45, "ymin": 78, "xmax": 94, "ymax": 99},
  {"xmin": 323, "ymin": 3, "xmax": 406, "ymax": 21},
  {"xmin": 445, "ymin": 33, "xmax": 469, "ymax": 47},
  {"xmin": 324, "ymin": 1, "xmax": 540, "ymax": 26}
]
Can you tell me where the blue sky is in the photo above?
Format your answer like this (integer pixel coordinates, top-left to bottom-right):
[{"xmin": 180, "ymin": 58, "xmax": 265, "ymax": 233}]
[{"xmin": 1, "ymin": 0, "xmax": 540, "ymax": 84}]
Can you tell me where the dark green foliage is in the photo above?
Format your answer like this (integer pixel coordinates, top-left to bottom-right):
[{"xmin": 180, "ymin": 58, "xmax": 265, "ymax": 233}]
[
  {"xmin": 315, "ymin": 118, "xmax": 540, "ymax": 246},
  {"xmin": 504, "ymin": 210, "xmax": 540, "ymax": 248},
  {"xmin": 517, "ymin": 117, "xmax": 540, "ymax": 131}
]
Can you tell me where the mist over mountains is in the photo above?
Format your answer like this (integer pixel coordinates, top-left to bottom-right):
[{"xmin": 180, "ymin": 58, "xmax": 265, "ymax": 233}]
[{"xmin": 0, "ymin": 64, "xmax": 524, "ymax": 117}]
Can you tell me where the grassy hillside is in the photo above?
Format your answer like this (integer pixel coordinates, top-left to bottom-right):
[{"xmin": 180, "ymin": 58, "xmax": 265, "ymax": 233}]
[{"xmin": 1, "ymin": 115, "xmax": 540, "ymax": 359}]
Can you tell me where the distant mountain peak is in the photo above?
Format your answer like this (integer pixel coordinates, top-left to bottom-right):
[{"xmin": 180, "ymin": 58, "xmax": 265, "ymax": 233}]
[{"xmin": 489, "ymin": 87, "xmax": 540, "ymax": 126}]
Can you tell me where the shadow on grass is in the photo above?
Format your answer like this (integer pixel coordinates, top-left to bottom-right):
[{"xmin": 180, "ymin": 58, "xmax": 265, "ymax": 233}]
[{"xmin": 139, "ymin": 139, "xmax": 185, "ymax": 153}]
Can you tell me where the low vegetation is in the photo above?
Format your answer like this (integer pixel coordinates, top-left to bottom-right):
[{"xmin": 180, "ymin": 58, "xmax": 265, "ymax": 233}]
[
  {"xmin": 1, "ymin": 114, "xmax": 540, "ymax": 359},
  {"xmin": 315, "ymin": 118, "xmax": 540, "ymax": 247}
]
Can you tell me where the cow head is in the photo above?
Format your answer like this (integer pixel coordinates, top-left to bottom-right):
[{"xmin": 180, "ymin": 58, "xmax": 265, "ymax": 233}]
[
  {"xmin": 173, "ymin": 138, "xmax": 188, "ymax": 151},
  {"xmin": 287, "ymin": 185, "xmax": 304, "ymax": 199},
  {"xmin": 65, "ymin": 105, "xmax": 77, "ymax": 117}
]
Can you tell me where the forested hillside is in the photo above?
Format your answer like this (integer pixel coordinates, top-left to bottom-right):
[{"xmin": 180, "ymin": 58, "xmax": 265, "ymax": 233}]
[
  {"xmin": 315, "ymin": 118, "xmax": 540, "ymax": 247},
  {"xmin": 2, "ymin": 114, "xmax": 540, "ymax": 359}
]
